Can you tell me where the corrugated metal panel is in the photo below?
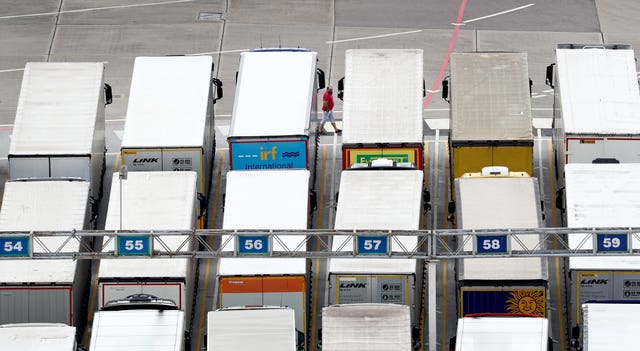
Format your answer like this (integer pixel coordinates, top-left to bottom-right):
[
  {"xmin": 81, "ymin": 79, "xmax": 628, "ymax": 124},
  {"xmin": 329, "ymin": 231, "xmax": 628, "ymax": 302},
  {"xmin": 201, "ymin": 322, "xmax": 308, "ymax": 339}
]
[
  {"xmin": 323, "ymin": 304, "xmax": 411, "ymax": 351},
  {"xmin": 583, "ymin": 303, "xmax": 640, "ymax": 350},
  {"xmin": 455, "ymin": 317, "xmax": 548, "ymax": 351},
  {"xmin": 208, "ymin": 307, "xmax": 296, "ymax": 351},
  {"xmin": 90, "ymin": 310, "xmax": 184, "ymax": 351},
  {"xmin": 100, "ymin": 172, "xmax": 197, "ymax": 278},
  {"xmin": 0, "ymin": 323, "xmax": 76, "ymax": 351},
  {"xmin": 557, "ymin": 47, "xmax": 640, "ymax": 134},
  {"xmin": 330, "ymin": 170, "xmax": 422, "ymax": 274},
  {"xmin": 229, "ymin": 50, "xmax": 316, "ymax": 137},
  {"xmin": 122, "ymin": 56, "xmax": 212, "ymax": 148},
  {"xmin": 10, "ymin": 62, "xmax": 104, "ymax": 155},
  {"xmin": 342, "ymin": 49, "xmax": 423, "ymax": 144},
  {"xmin": 219, "ymin": 170, "xmax": 309, "ymax": 276},
  {"xmin": 566, "ymin": 163, "xmax": 640, "ymax": 270},
  {"xmin": 450, "ymin": 53, "xmax": 532, "ymax": 142},
  {"xmin": 0, "ymin": 180, "xmax": 89, "ymax": 283},
  {"xmin": 456, "ymin": 177, "xmax": 546, "ymax": 280}
]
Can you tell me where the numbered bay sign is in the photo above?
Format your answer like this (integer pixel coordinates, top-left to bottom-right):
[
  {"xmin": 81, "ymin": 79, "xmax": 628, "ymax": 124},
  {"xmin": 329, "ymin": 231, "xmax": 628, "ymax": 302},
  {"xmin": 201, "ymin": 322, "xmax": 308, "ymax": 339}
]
[
  {"xmin": 116, "ymin": 235, "xmax": 153, "ymax": 256},
  {"xmin": 237, "ymin": 235, "xmax": 270, "ymax": 255},
  {"xmin": 595, "ymin": 233, "xmax": 629, "ymax": 253},
  {"xmin": 356, "ymin": 235, "xmax": 389, "ymax": 255},
  {"xmin": 476, "ymin": 235, "xmax": 508, "ymax": 254},
  {"xmin": 0, "ymin": 236, "xmax": 31, "ymax": 257}
]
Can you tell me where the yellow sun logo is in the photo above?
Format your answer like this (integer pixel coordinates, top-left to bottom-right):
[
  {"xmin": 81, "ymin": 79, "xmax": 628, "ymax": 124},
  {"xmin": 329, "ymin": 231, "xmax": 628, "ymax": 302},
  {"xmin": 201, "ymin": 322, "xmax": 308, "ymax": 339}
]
[{"xmin": 506, "ymin": 289, "xmax": 546, "ymax": 316}]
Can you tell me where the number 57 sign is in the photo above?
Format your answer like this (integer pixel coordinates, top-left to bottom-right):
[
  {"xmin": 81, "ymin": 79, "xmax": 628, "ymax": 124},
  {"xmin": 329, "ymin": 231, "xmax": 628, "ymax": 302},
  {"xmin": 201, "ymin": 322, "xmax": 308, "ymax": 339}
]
[{"xmin": 356, "ymin": 236, "xmax": 389, "ymax": 255}]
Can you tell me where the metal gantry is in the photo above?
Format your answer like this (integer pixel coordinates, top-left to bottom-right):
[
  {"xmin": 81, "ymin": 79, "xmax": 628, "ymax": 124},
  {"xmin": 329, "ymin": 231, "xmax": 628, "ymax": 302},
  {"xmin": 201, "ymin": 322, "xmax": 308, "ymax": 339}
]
[{"xmin": 1, "ymin": 227, "xmax": 640, "ymax": 260}]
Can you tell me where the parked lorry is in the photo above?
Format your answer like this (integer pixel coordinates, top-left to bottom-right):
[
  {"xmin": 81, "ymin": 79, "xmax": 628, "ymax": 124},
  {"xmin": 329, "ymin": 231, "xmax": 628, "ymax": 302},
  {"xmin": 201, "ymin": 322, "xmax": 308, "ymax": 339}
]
[
  {"xmin": 337, "ymin": 49, "xmax": 424, "ymax": 169},
  {"xmin": 96, "ymin": 171, "xmax": 197, "ymax": 346},
  {"xmin": 89, "ymin": 294, "xmax": 184, "ymax": 351},
  {"xmin": 574, "ymin": 301, "xmax": 640, "ymax": 351},
  {"xmin": 445, "ymin": 53, "xmax": 533, "ymax": 189},
  {"xmin": 0, "ymin": 323, "xmax": 78, "ymax": 351},
  {"xmin": 453, "ymin": 315, "xmax": 549, "ymax": 351},
  {"xmin": 546, "ymin": 44, "xmax": 640, "ymax": 186},
  {"xmin": 454, "ymin": 169, "xmax": 547, "ymax": 318},
  {"xmin": 228, "ymin": 48, "xmax": 324, "ymax": 172},
  {"xmin": 217, "ymin": 169, "xmax": 310, "ymax": 347},
  {"xmin": 327, "ymin": 162, "xmax": 424, "ymax": 350},
  {"xmin": 562, "ymin": 163, "xmax": 640, "ymax": 341},
  {"xmin": 9, "ymin": 62, "xmax": 111, "ymax": 201},
  {"xmin": 0, "ymin": 179, "xmax": 92, "ymax": 329},
  {"xmin": 322, "ymin": 304, "xmax": 411, "ymax": 351},
  {"xmin": 121, "ymin": 56, "xmax": 222, "ymax": 228},
  {"xmin": 207, "ymin": 306, "xmax": 297, "ymax": 351}
]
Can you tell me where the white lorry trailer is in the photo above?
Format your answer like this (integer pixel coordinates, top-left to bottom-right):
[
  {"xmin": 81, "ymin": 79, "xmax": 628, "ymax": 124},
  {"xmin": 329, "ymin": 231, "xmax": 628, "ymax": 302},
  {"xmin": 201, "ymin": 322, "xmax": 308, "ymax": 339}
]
[
  {"xmin": 0, "ymin": 323, "xmax": 77, "ymax": 351},
  {"xmin": 0, "ymin": 179, "xmax": 92, "ymax": 329},
  {"xmin": 96, "ymin": 171, "xmax": 197, "ymax": 346},
  {"xmin": 337, "ymin": 49, "xmax": 424, "ymax": 170},
  {"xmin": 217, "ymin": 169, "xmax": 310, "ymax": 347},
  {"xmin": 228, "ymin": 48, "xmax": 324, "ymax": 172},
  {"xmin": 89, "ymin": 295, "xmax": 184, "ymax": 351},
  {"xmin": 547, "ymin": 44, "xmax": 640, "ymax": 183},
  {"xmin": 454, "ymin": 315, "xmax": 549, "ymax": 351},
  {"xmin": 563, "ymin": 164, "xmax": 640, "ymax": 343},
  {"xmin": 454, "ymin": 171, "xmax": 547, "ymax": 320},
  {"xmin": 121, "ymin": 56, "xmax": 222, "ymax": 228},
  {"xmin": 578, "ymin": 302, "xmax": 640, "ymax": 351},
  {"xmin": 207, "ymin": 306, "xmax": 297, "ymax": 351},
  {"xmin": 322, "ymin": 304, "xmax": 412, "ymax": 351},
  {"xmin": 9, "ymin": 62, "xmax": 110, "ymax": 201}
]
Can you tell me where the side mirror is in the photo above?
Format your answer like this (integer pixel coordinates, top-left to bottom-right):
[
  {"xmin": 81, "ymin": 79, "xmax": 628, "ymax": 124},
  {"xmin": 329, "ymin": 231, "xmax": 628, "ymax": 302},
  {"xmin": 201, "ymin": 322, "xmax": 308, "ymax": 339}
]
[
  {"xmin": 197, "ymin": 193, "xmax": 208, "ymax": 219},
  {"xmin": 235, "ymin": 71, "xmax": 238, "ymax": 84},
  {"xmin": 309, "ymin": 190, "xmax": 318, "ymax": 212},
  {"xmin": 441, "ymin": 78, "xmax": 449, "ymax": 102},
  {"xmin": 423, "ymin": 80, "xmax": 426, "ymax": 97},
  {"xmin": 545, "ymin": 64, "xmax": 555, "ymax": 88},
  {"xmin": 423, "ymin": 190, "xmax": 431, "ymax": 213},
  {"xmin": 104, "ymin": 83, "xmax": 113, "ymax": 105},
  {"xmin": 529, "ymin": 78, "xmax": 533, "ymax": 97},
  {"xmin": 212, "ymin": 78, "xmax": 223, "ymax": 103},
  {"xmin": 317, "ymin": 328, "xmax": 322, "ymax": 350},
  {"xmin": 555, "ymin": 188, "xmax": 564, "ymax": 212},
  {"xmin": 296, "ymin": 329, "xmax": 305, "ymax": 351},
  {"xmin": 448, "ymin": 201, "xmax": 456, "ymax": 215},
  {"xmin": 337, "ymin": 77, "xmax": 345, "ymax": 101},
  {"xmin": 317, "ymin": 68, "xmax": 326, "ymax": 90}
]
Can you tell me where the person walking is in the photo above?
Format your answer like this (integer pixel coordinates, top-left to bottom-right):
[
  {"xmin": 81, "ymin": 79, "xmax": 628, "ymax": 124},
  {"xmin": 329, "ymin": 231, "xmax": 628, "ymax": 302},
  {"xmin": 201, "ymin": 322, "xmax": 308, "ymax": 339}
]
[{"xmin": 320, "ymin": 85, "xmax": 341, "ymax": 134}]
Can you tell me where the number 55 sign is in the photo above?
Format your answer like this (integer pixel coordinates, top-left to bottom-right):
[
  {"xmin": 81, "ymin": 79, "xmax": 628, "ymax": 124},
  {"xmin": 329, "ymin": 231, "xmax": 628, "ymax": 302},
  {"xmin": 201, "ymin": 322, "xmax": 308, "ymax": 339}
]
[{"xmin": 117, "ymin": 235, "xmax": 152, "ymax": 256}]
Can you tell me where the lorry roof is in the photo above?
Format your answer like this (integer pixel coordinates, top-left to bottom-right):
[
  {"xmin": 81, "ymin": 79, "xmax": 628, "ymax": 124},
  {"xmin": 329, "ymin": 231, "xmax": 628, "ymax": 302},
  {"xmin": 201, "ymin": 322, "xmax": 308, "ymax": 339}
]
[
  {"xmin": 583, "ymin": 303, "xmax": 640, "ymax": 349},
  {"xmin": 450, "ymin": 52, "xmax": 533, "ymax": 142},
  {"xmin": 322, "ymin": 304, "xmax": 411, "ymax": 351},
  {"xmin": 455, "ymin": 177, "xmax": 546, "ymax": 280},
  {"xmin": 0, "ymin": 323, "xmax": 76, "ymax": 351},
  {"xmin": 0, "ymin": 180, "xmax": 90, "ymax": 283},
  {"xmin": 229, "ymin": 50, "xmax": 316, "ymax": 137},
  {"xmin": 331, "ymin": 170, "xmax": 422, "ymax": 274},
  {"xmin": 10, "ymin": 62, "xmax": 104, "ymax": 155},
  {"xmin": 456, "ymin": 316, "xmax": 548, "ymax": 350},
  {"xmin": 556, "ymin": 46, "xmax": 640, "ymax": 134},
  {"xmin": 208, "ymin": 308, "xmax": 296, "ymax": 351},
  {"xmin": 565, "ymin": 163, "xmax": 640, "ymax": 270},
  {"xmin": 122, "ymin": 56, "xmax": 213, "ymax": 148},
  {"xmin": 219, "ymin": 170, "xmax": 309, "ymax": 275},
  {"xmin": 100, "ymin": 171, "xmax": 197, "ymax": 278},
  {"xmin": 90, "ymin": 309, "xmax": 184, "ymax": 351},
  {"xmin": 342, "ymin": 49, "xmax": 423, "ymax": 144}
]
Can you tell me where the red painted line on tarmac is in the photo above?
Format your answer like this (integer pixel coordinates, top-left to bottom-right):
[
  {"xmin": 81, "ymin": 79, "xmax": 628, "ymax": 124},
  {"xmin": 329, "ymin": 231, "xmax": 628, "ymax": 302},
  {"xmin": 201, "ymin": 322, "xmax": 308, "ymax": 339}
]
[{"xmin": 423, "ymin": 0, "xmax": 468, "ymax": 110}]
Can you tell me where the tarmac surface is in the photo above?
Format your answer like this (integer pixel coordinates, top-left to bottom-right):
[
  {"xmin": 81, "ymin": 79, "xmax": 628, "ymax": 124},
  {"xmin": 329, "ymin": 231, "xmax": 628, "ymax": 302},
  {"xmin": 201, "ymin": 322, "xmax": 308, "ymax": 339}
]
[{"xmin": 2, "ymin": 1, "xmax": 640, "ymax": 350}]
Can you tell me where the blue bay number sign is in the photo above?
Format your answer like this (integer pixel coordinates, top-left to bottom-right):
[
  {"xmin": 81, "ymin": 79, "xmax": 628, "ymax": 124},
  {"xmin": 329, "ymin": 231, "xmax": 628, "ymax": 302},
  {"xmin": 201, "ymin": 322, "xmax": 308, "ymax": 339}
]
[
  {"xmin": 477, "ymin": 235, "xmax": 508, "ymax": 254},
  {"xmin": 596, "ymin": 233, "xmax": 629, "ymax": 253},
  {"xmin": 117, "ymin": 235, "xmax": 152, "ymax": 256},
  {"xmin": 0, "ymin": 236, "xmax": 30, "ymax": 257},
  {"xmin": 356, "ymin": 236, "xmax": 389, "ymax": 255},
  {"xmin": 238, "ymin": 236, "xmax": 270, "ymax": 255}
]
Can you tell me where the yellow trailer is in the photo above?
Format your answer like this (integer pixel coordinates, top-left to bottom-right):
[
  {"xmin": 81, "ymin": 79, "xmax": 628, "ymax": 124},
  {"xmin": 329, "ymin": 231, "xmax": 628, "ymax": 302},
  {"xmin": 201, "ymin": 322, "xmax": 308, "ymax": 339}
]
[{"xmin": 447, "ymin": 52, "xmax": 533, "ymax": 182}]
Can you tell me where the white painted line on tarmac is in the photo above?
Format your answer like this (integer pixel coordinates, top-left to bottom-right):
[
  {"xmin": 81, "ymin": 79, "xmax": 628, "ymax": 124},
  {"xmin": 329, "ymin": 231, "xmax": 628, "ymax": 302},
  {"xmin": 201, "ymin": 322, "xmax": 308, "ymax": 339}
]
[
  {"xmin": 451, "ymin": 3, "xmax": 535, "ymax": 25},
  {"xmin": 542, "ymin": 89, "xmax": 554, "ymax": 93},
  {"xmin": 0, "ymin": 68, "xmax": 24, "ymax": 74},
  {"xmin": 188, "ymin": 49, "xmax": 250, "ymax": 56},
  {"xmin": 426, "ymin": 89, "xmax": 441, "ymax": 94},
  {"xmin": 532, "ymin": 107, "xmax": 552, "ymax": 111},
  {"xmin": 0, "ymin": 0, "xmax": 194, "ymax": 19},
  {"xmin": 532, "ymin": 94, "xmax": 547, "ymax": 99},
  {"xmin": 327, "ymin": 30, "xmax": 422, "ymax": 44}
]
